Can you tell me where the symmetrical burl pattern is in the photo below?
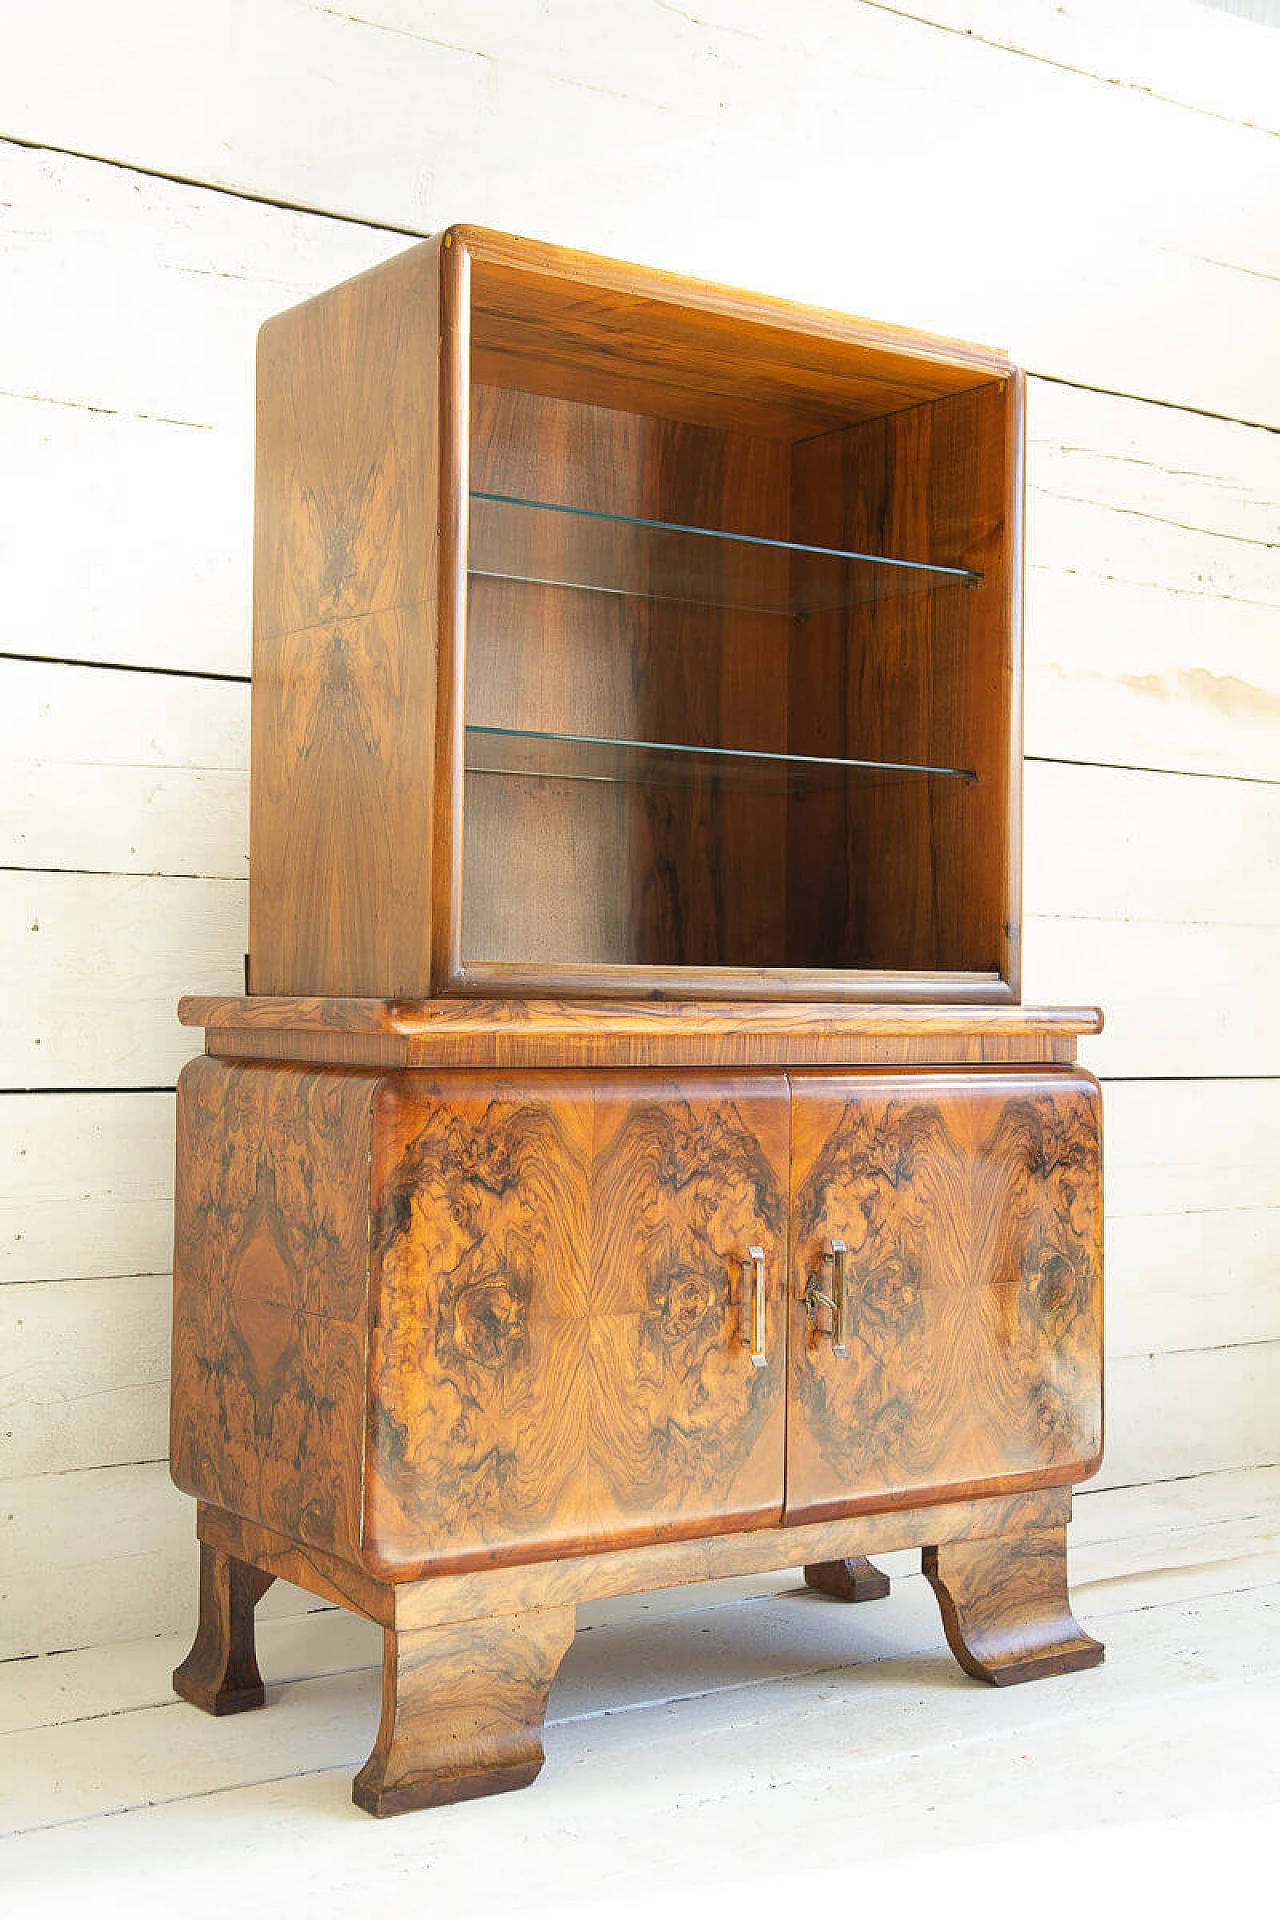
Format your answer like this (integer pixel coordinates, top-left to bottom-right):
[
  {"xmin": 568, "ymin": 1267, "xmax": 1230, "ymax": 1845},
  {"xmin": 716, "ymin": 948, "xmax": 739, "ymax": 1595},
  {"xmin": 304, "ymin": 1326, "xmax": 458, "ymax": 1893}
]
[
  {"xmin": 365, "ymin": 1073, "xmax": 789, "ymax": 1573},
  {"xmin": 786, "ymin": 1070, "xmax": 1102, "ymax": 1522},
  {"xmin": 170, "ymin": 1057, "xmax": 377, "ymax": 1557}
]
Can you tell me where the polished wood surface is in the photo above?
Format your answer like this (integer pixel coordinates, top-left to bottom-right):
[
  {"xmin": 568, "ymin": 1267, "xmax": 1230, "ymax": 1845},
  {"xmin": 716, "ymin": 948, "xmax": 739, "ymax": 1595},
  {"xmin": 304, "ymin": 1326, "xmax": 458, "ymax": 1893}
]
[
  {"xmin": 789, "ymin": 377, "xmax": 1021, "ymax": 990},
  {"xmin": 923, "ymin": 1525, "xmax": 1105, "ymax": 1685},
  {"xmin": 458, "ymin": 226, "xmax": 1010, "ymax": 436},
  {"xmin": 463, "ymin": 384, "xmax": 791, "ymax": 975},
  {"xmin": 180, "ymin": 993, "xmax": 1098, "ymax": 1072},
  {"xmin": 245, "ymin": 222, "xmax": 1021, "ymax": 1001},
  {"xmin": 171, "ymin": 1543, "xmax": 275, "ymax": 1716},
  {"xmin": 170, "ymin": 1057, "xmax": 376, "ymax": 1560},
  {"xmin": 249, "ymin": 234, "xmax": 453, "ymax": 997},
  {"xmin": 353, "ymin": 1602, "xmax": 578, "ymax": 1817},
  {"xmin": 785, "ymin": 1069, "xmax": 1103, "ymax": 1524},
  {"xmin": 191, "ymin": 1486, "xmax": 1099, "ymax": 1812},
  {"xmin": 364, "ymin": 1073, "xmax": 789, "ymax": 1575},
  {"xmin": 803, "ymin": 1556, "xmax": 892, "ymax": 1603},
  {"xmin": 200, "ymin": 1485, "xmax": 1071, "ymax": 1626}
]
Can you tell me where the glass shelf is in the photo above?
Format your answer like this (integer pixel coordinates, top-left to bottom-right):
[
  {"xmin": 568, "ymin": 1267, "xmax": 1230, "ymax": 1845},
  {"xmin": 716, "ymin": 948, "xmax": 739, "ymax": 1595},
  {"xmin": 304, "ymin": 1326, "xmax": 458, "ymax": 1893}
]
[
  {"xmin": 466, "ymin": 726, "xmax": 977, "ymax": 793},
  {"xmin": 468, "ymin": 492, "xmax": 980, "ymax": 620}
]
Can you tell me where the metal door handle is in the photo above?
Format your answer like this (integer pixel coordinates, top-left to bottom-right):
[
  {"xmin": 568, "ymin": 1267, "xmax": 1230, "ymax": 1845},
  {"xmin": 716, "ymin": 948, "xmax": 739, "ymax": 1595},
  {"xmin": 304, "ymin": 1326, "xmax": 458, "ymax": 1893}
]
[
  {"xmin": 741, "ymin": 1246, "xmax": 767, "ymax": 1368},
  {"xmin": 804, "ymin": 1237, "xmax": 849, "ymax": 1356}
]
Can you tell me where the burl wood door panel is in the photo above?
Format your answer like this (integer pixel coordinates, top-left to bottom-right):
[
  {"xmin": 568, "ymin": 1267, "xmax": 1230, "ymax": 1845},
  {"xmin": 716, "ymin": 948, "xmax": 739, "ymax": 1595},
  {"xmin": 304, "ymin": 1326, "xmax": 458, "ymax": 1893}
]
[
  {"xmin": 365, "ymin": 1073, "xmax": 789, "ymax": 1575},
  {"xmin": 785, "ymin": 1070, "xmax": 1102, "ymax": 1524}
]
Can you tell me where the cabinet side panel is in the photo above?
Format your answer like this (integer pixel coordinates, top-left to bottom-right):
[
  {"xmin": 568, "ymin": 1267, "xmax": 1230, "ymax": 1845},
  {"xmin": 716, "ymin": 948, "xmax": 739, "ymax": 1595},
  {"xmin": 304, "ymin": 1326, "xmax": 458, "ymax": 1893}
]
[
  {"xmin": 785, "ymin": 1068, "xmax": 1102, "ymax": 1524},
  {"xmin": 250, "ymin": 238, "xmax": 448, "ymax": 995},
  {"xmin": 364, "ymin": 1072, "xmax": 789, "ymax": 1576},
  {"xmin": 170, "ymin": 1057, "xmax": 378, "ymax": 1562}
]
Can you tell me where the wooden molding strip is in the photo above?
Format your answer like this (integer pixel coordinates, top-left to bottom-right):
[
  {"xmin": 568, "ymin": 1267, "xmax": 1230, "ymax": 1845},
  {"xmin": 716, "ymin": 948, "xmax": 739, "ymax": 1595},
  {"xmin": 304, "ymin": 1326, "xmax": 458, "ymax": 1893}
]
[{"xmin": 200, "ymin": 1487, "xmax": 1072, "ymax": 1633}]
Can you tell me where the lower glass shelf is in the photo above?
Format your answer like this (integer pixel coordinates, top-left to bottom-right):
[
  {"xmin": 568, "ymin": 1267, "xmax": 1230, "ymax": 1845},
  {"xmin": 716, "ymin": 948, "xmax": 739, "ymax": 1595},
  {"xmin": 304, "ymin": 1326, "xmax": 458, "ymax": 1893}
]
[{"xmin": 465, "ymin": 726, "xmax": 977, "ymax": 792}]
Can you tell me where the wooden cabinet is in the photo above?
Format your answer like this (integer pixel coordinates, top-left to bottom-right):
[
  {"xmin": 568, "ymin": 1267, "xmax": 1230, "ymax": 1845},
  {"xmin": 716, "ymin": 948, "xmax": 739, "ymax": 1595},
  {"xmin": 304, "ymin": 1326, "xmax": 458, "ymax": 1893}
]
[{"xmin": 171, "ymin": 228, "xmax": 1105, "ymax": 1818}]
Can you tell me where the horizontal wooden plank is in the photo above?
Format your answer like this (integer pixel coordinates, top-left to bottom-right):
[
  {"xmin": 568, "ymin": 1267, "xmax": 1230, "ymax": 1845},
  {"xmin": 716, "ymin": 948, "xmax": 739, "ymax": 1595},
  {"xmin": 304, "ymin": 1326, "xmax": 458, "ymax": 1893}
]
[
  {"xmin": 4, "ymin": 652, "xmax": 1275, "ymax": 910},
  {"xmin": 1104, "ymin": 1076, "xmax": 1280, "ymax": 1359},
  {"xmin": 4, "ymin": 1078, "xmax": 1271, "ymax": 1300},
  {"xmin": 0, "ymin": 146, "xmax": 394, "ymax": 678},
  {"xmin": 0, "ymin": 871, "xmax": 241, "ymax": 1089},
  {"xmin": 3, "ymin": 1078, "xmax": 1274, "ymax": 1490},
  {"xmin": 0, "ymin": 392, "xmax": 253, "ymax": 681},
  {"xmin": 1096, "ymin": 1342, "xmax": 1280, "ymax": 1492},
  {"xmin": 0, "ymin": 1091, "xmax": 175, "ymax": 1284},
  {"xmin": 1024, "ymin": 381, "xmax": 1280, "ymax": 782},
  {"xmin": 0, "ymin": 1274, "xmax": 169, "ymax": 1477},
  {"xmin": 0, "ymin": 659, "xmax": 248, "ymax": 879},
  {"xmin": 6, "ymin": 1465, "xmax": 1269, "ymax": 1737},
  {"xmin": 4, "ymin": 136, "xmax": 1275, "ymax": 783},
  {"xmin": 0, "ymin": 143, "xmax": 393, "ymax": 434},
  {"xmin": 5, "ymin": 865, "xmax": 1278, "ymax": 1086},
  {"xmin": 1023, "ymin": 759, "xmax": 1280, "ymax": 927},
  {"xmin": 0, "ymin": 1461, "xmax": 322, "ymax": 1663},
  {"xmin": 1024, "ymin": 915, "xmax": 1280, "ymax": 1080},
  {"xmin": 6, "ymin": 1325, "xmax": 1277, "ymax": 1658},
  {"xmin": 1, "ymin": 7, "xmax": 1277, "ymax": 420},
  {"xmin": 868, "ymin": 0, "xmax": 1280, "ymax": 134}
]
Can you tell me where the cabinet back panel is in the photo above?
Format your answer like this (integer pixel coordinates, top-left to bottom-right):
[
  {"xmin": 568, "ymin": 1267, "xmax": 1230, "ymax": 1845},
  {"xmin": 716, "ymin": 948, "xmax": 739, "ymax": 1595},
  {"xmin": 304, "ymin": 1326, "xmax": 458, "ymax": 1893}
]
[
  {"xmin": 463, "ymin": 386, "xmax": 792, "ymax": 968},
  {"xmin": 787, "ymin": 379, "xmax": 1016, "ymax": 980}
]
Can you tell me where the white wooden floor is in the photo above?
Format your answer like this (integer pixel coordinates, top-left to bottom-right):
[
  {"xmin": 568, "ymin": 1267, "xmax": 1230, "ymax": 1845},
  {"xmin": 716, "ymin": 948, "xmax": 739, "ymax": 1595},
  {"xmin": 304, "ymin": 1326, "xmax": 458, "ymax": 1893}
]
[{"xmin": 2, "ymin": 1469, "xmax": 1277, "ymax": 1919}]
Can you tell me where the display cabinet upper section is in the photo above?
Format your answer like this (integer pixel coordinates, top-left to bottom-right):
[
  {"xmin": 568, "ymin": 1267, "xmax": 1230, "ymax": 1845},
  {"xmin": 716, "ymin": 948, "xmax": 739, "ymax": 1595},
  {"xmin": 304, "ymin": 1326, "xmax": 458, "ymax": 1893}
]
[{"xmin": 249, "ymin": 226, "xmax": 1024, "ymax": 1004}]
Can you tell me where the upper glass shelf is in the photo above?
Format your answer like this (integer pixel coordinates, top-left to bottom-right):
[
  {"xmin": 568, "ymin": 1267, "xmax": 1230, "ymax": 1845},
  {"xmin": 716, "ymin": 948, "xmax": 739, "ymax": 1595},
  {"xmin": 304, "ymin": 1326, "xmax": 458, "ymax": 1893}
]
[
  {"xmin": 466, "ymin": 726, "xmax": 976, "ymax": 793},
  {"xmin": 468, "ymin": 492, "xmax": 980, "ymax": 620}
]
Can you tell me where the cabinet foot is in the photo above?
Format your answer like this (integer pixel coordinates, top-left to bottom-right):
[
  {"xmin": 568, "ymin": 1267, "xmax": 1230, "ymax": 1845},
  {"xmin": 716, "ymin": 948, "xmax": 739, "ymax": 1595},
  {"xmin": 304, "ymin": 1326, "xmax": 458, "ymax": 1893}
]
[
  {"xmin": 923, "ymin": 1525, "xmax": 1103, "ymax": 1687},
  {"xmin": 173, "ymin": 1541, "xmax": 276, "ymax": 1715},
  {"xmin": 352, "ymin": 1604, "xmax": 578, "ymax": 1818},
  {"xmin": 803, "ymin": 1556, "xmax": 891, "ymax": 1602}
]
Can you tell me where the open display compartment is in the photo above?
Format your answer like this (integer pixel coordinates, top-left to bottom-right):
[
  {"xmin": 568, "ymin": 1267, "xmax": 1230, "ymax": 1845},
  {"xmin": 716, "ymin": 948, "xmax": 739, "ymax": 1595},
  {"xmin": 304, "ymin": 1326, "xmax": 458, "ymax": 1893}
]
[{"xmin": 249, "ymin": 226, "xmax": 1023, "ymax": 1003}]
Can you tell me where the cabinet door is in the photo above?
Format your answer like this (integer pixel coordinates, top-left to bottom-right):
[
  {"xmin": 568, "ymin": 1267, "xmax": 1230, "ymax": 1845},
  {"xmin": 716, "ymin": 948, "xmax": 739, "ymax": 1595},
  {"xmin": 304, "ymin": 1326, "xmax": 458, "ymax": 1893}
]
[
  {"xmin": 785, "ymin": 1070, "xmax": 1102, "ymax": 1524},
  {"xmin": 365, "ymin": 1072, "xmax": 789, "ymax": 1574}
]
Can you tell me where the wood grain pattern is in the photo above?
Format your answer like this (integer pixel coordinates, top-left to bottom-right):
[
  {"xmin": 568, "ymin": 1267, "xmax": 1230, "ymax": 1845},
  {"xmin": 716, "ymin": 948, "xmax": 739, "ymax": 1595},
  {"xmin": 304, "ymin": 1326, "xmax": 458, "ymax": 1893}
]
[
  {"xmin": 462, "ymin": 384, "xmax": 791, "ymax": 975},
  {"xmin": 788, "ymin": 377, "xmax": 1019, "ymax": 988},
  {"xmin": 785, "ymin": 1069, "xmax": 1103, "ymax": 1524},
  {"xmin": 803, "ymin": 1556, "xmax": 891, "ymax": 1603},
  {"xmin": 171, "ymin": 1542, "xmax": 276, "ymax": 1716},
  {"xmin": 199, "ymin": 1484, "xmax": 1071, "ymax": 1628},
  {"xmin": 202, "ymin": 1028, "xmax": 1076, "ymax": 1070},
  {"xmin": 352, "ymin": 1602, "xmax": 578, "ymax": 1817},
  {"xmin": 170, "ymin": 1057, "xmax": 377, "ymax": 1559},
  {"xmin": 923, "ymin": 1524, "xmax": 1104, "ymax": 1685},
  {"xmin": 459, "ymin": 227, "xmax": 1010, "ymax": 436},
  {"xmin": 249, "ymin": 234, "xmax": 454, "ymax": 996},
  {"xmin": 363, "ymin": 1072, "xmax": 789, "ymax": 1575},
  {"xmin": 246, "ymin": 222, "xmax": 1021, "ymax": 1001},
  {"xmin": 180, "ymin": 995, "xmax": 1097, "ymax": 1074}
]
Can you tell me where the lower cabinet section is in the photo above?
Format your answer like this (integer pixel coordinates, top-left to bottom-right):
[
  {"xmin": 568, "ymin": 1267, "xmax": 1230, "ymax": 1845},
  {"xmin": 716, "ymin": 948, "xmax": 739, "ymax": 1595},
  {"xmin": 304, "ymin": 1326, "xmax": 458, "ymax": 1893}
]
[
  {"xmin": 786, "ymin": 1069, "xmax": 1104, "ymax": 1523},
  {"xmin": 172, "ymin": 1059, "xmax": 1103, "ymax": 1576},
  {"xmin": 170, "ymin": 1045, "xmax": 1106, "ymax": 1816}
]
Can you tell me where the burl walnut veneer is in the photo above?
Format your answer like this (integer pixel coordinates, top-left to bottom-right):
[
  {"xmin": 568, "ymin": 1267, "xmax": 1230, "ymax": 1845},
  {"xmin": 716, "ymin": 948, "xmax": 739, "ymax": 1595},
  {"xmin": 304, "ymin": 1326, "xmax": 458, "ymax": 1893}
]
[{"xmin": 171, "ymin": 228, "xmax": 1105, "ymax": 1816}]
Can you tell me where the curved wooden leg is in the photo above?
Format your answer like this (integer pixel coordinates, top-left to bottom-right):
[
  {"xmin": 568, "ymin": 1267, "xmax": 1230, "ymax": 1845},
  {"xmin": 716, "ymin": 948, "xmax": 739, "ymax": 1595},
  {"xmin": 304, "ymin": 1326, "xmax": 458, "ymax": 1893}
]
[
  {"xmin": 173, "ymin": 1541, "xmax": 276, "ymax": 1715},
  {"xmin": 353, "ymin": 1603, "xmax": 578, "ymax": 1818},
  {"xmin": 923, "ymin": 1524, "xmax": 1103, "ymax": 1687},
  {"xmin": 803, "ymin": 1555, "xmax": 891, "ymax": 1602}
]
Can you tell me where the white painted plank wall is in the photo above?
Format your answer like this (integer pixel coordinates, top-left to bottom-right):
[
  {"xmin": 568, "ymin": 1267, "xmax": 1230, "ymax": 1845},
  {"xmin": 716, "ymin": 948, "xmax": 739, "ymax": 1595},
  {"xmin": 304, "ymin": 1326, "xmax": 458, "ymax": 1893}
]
[{"xmin": 1, "ymin": 1, "xmax": 1276, "ymax": 1662}]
